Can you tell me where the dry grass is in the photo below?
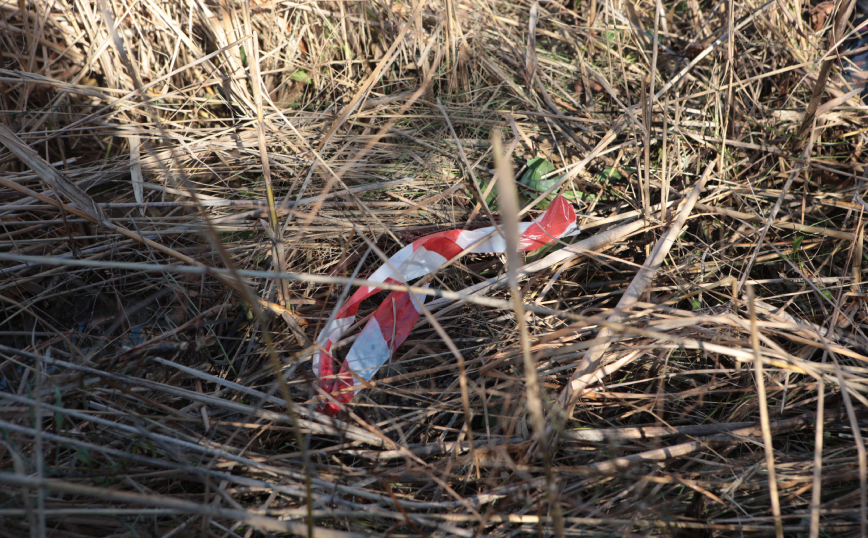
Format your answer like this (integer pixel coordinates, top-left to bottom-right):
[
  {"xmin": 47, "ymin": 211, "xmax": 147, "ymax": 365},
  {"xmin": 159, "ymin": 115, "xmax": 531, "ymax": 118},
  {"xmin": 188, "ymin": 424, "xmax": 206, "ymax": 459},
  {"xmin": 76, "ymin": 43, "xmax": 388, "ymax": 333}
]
[{"xmin": 1, "ymin": 0, "xmax": 867, "ymax": 536}]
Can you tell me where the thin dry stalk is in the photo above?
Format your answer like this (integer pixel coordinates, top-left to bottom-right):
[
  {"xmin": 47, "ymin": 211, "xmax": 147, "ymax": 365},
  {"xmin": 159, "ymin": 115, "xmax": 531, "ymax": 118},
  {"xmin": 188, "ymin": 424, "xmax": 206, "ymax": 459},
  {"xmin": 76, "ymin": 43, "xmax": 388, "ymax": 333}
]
[
  {"xmin": 747, "ymin": 284, "xmax": 784, "ymax": 538},
  {"xmin": 833, "ymin": 356, "xmax": 868, "ymax": 538},
  {"xmin": 810, "ymin": 379, "xmax": 825, "ymax": 538},
  {"xmin": 492, "ymin": 131, "xmax": 563, "ymax": 537}
]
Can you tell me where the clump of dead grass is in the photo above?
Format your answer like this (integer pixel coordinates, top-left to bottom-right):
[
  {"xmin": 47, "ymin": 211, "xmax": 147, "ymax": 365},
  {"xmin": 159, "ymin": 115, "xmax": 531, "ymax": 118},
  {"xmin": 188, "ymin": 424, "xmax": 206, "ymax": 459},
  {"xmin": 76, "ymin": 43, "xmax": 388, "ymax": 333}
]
[{"xmin": 1, "ymin": 0, "xmax": 867, "ymax": 536}]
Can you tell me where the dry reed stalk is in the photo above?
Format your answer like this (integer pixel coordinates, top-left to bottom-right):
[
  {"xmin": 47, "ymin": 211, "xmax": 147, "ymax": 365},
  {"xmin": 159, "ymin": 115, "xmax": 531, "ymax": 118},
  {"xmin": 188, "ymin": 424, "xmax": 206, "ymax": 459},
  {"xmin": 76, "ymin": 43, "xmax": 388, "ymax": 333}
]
[
  {"xmin": 492, "ymin": 130, "xmax": 563, "ymax": 537},
  {"xmin": 809, "ymin": 366, "xmax": 826, "ymax": 538},
  {"xmin": 747, "ymin": 284, "xmax": 784, "ymax": 538}
]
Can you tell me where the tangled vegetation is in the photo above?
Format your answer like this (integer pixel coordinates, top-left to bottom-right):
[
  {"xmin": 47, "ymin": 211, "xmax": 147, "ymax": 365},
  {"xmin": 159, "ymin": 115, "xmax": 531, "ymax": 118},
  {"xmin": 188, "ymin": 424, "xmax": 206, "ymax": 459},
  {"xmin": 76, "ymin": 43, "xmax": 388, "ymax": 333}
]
[{"xmin": 1, "ymin": 0, "xmax": 867, "ymax": 536}]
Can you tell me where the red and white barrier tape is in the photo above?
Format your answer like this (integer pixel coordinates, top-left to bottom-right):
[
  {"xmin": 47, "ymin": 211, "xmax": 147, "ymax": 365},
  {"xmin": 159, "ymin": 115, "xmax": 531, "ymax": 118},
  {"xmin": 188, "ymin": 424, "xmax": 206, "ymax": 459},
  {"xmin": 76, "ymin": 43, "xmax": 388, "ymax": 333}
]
[{"xmin": 314, "ymin": 196, "xmax": 578, "ymax": 415}]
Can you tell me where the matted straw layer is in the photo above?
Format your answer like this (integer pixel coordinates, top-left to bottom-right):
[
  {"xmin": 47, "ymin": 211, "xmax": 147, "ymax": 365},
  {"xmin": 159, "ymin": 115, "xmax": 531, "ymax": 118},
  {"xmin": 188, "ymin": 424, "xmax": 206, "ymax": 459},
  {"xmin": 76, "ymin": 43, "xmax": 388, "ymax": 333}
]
[{"xmin": 0, "ymin": 0, "xmax": 867, "ymax": 536}]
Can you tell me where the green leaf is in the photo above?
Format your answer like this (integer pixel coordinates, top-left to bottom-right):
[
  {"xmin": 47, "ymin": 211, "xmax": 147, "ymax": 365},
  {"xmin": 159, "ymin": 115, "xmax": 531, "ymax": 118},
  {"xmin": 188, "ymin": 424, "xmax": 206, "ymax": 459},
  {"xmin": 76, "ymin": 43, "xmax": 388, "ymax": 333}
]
[
  {"xmin": 75, "ymin": 446, "xmax": 91, "ymax": 465},
  {"xmin": 519, "ymin": 157, "xmax": 556, "ymax": 192},
  {"xmin": 519, "ymin": 157, "xmax": 559, "ymax": 208},
  {"xmin": 54, "ymin": 388, "xmax": 63, "ymax": 432},
  {"xmin": 596, "ymin": 167, "xmax": 623, "ymax": 182},
  {"xmin": 466, "ymin": 178, "xmax": 498, "ymax": 209},
  {"xmin": 239, "ymin": 45, "xmax": 248, "ymax": 67},
  {"xmin": 561, "ymin": 190, "xmax": 591, "ymax": 202},
  {"xmin": 793, "ymin": 235, "xmax": 804, "ymax": 257},
  {"xmin": 290, "ymin": 70, "xmax": 313, "ymax": 85}
]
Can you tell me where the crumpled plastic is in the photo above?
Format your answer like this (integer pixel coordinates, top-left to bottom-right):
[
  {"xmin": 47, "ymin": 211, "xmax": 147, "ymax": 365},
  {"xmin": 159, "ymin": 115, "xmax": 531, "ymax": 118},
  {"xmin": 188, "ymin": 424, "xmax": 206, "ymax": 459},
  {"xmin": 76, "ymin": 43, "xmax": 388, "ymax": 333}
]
[{"xmin": 313, "ymin": 196, "xmax": 578, "ymax": 415}]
